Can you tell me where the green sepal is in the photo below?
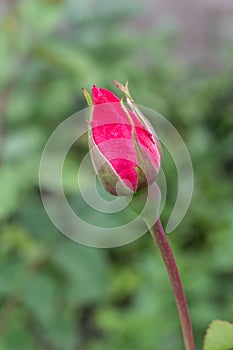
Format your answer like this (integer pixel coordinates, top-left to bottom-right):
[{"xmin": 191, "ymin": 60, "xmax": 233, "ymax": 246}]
[
  {"xmin": 114, "ymin": 80, "xmax": 162, "ymax": 160},
  {"xmin": 120, "ymin": 98, "xmax": 158, "ymax": 191},
  {"xmin": 82, "ymin": 88, "xmax": 93, "ymax": 107}
]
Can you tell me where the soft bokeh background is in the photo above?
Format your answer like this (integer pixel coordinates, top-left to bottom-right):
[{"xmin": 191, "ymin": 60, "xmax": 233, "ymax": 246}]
[{"xmin": 0, "ymin": 0, "xmax": 233, "ymax": 349}]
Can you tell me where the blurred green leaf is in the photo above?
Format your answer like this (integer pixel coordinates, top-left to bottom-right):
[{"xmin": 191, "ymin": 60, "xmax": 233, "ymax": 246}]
[
  {"xmin": 204, "ymin": 320, "xmax": 233, "ymax": 350},
  {"xmin": 17, "ymin": 0, "xmax": 63, "ymax": 36},
  {"xmin": 18, "ymin": 273, "xmax": 58, "ymax": 323},
  {"xmin": 0, "ymin": 258, "xmax": 28, "ymax": 295},
  {"xmin": 0, "ymin": 307, "xmax": 36, "ymax": 350},
  {"xmin": 52, "ymin": 241, "xmax": 109, "ymax": 305},
  {"xmin": 34, "ymin": 41, "xmax": 97, "ymax": 81},
  {"xmin": 0, "ymin": 159, "xmax": 40, "ymax": 219}
]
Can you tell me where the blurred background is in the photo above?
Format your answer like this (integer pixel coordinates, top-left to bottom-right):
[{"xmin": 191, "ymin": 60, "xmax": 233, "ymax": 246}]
[{"xmin": 0, "ymin": 0, "xmax": 233, "ymax": 349}]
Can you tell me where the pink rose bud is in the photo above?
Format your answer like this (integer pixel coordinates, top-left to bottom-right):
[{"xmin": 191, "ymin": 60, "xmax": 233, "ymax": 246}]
[{"xmin": 82, "ymin": 82, "xmax": 161, "ymax": 196}]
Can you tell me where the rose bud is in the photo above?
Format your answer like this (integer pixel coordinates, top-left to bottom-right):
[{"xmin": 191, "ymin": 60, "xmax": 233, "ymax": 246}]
[{"xmin": 82, "ymin": 82, "xmax": 161, "ymax": 196}]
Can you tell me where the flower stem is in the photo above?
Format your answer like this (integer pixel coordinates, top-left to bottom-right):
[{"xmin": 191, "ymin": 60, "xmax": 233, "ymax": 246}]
[{"xmin": 150, "ymin": 220, "xmax": 196, "ymax": 350}]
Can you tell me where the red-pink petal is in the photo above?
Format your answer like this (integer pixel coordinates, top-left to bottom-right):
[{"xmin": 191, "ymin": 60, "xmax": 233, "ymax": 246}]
[
  {"xmin": 110, "ymin": 158, "xmax": 138, "ymax": 190},
  {"xmin": 92, "ymin": 86, "xmax": 120, "ymax": 105}
]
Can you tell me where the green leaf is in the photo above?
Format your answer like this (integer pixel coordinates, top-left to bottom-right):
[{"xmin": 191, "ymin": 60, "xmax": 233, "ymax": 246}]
[
  {"xmin": 52, "ymin": 241, "xmax": 109, "ymax": 305},
  {"xmin": 0, "ymin": 308, "xmax": 36, "ymax": 350},
  {"xmin": 204, "ymin": 320, "xmax": 233, "ymax": 350},
  {"xmin": 43, "ymin": 311, "xmax": 77, "ymax": 349},
  {"xmin": 0, "ymin": 258, "xmax": 28, "ymax": 295},
  {"xmin": 34, "ymin": 41, "xmax": 96, "ymax": 79},
  {"xmin": 18, "ymin": 273, "xmax": 58, "ymax": 323}
]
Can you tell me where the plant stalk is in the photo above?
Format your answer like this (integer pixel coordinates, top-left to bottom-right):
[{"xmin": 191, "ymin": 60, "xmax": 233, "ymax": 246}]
[{"xmin": 150, "ymin": 219, "xmax": 196, "ymax": 350}]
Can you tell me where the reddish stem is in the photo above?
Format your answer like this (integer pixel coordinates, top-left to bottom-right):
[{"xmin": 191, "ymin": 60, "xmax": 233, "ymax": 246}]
[{"xmin": 151, "ymin": 220, "xmax": 196, "ymax": 350}]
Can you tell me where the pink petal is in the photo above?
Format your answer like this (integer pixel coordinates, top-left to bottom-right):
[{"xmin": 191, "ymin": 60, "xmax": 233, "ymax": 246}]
[{"xmin": 92, "ymin": 86, "xmax": 120, "ymax": 105}]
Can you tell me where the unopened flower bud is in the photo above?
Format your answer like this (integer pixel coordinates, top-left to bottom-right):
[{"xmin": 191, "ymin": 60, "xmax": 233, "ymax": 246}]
[{"xmin": 82, "ymin": 82, "xmax": 161, "ymax": 196}]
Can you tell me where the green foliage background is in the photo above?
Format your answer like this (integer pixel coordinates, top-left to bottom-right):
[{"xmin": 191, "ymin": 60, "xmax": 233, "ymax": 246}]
[{"xmin": 0, "ymin": 0, "xmax": 233, "ymax": 349}]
